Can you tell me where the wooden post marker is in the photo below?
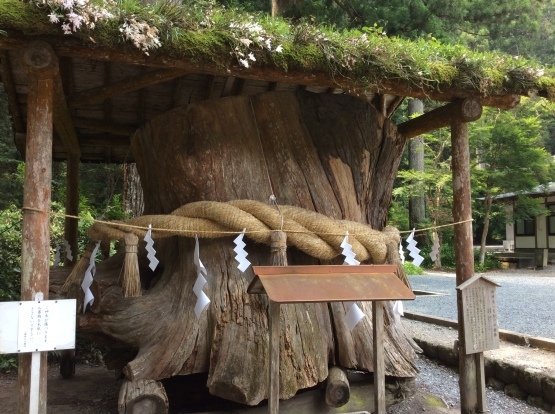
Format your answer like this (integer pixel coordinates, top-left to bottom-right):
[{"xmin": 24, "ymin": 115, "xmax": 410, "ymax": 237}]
[
  {"xmin": 457, "ymin": 275, "xmax": 501, "ymax": 413},
  {"xmin": 248, "ymin": 264, "xmax": 414, "ymax": 413},
  {"xmin": 18, "ymin": 41, "xmax": 57, "ymax": 414}
]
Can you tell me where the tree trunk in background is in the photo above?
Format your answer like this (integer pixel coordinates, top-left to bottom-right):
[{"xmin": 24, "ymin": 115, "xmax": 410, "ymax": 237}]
[
  {"xmin": 123, "ymin": 163, "xmax": 144, "ymax": 218},
  {"xmin": 408, "ymin": 98, "xmax": 428, "ymax": 246},
  {"xmin": 76, "ymin": 90, "xmax": 417, "ymax": 406},
  {"xmin": 479, "ymin": 193, "xmax": 492, "ymax": 265}
]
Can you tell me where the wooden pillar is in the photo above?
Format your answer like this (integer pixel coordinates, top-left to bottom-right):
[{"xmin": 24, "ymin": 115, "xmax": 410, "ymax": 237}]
[
  {"xmin": 18, "ymin": 42, "xmax": 56, "ymax": 414},
  {"xmin": 372, "ymin": 301, "xmax": 385, "ymax": 414},
  {"xmin": 268, "ymin": 230, "xmax": 287, "ymax": 414},
  {"xmin": 64, "ymin": 152, "xmax": 79, "ymax": 266},
  {"xmin": 451, "ymin": 100, "xmax": 481, "ymax": 414}
]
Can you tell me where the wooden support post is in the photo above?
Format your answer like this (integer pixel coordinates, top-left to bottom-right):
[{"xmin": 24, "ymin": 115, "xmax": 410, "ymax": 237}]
[
  {"xmin": 268, "ymin": 300, "xmax": 280, "ymax": 414},
  {"xmin": 18, "ymin": 41, "xmax": 56, "ymax": 414},
  {"xmin": 64, "ymin": 152, "xmax": 79, "ymax": 266},
  {"xmin": 451, "ymin": 102, "xmax": 481, "ymax": 414},
  {"xmin": 268, "ymin": 231, "xmax": 287, "ymax": 413},
  {"xmin": 373, "ymin": 300, "xmax": 385, "ymax": 414},
  {"xmin": 476, "ymin": 353, "xmax": 487, "ymax": 413}
]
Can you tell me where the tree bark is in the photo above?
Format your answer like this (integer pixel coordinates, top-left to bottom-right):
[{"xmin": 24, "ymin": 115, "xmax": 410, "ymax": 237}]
[
  {"xmin": 76, "ymin": 90, "xmax": 417, "ymax": 405},
  {"xmin": 123, "ymin": 162, "xmax": 144, "ymax": 218},
  {"xmin": 479, "ymin": 193, "xmax": 492, "ymax": 265},
  {"xmin": 408, "ymin": 98, "xmax": 427, "ymax": 246}
]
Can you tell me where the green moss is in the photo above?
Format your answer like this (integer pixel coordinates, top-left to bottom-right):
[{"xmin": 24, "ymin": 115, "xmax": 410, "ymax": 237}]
[
  {"xmin": 0, "ymin": 0, "xmax": 58, "ymax": 35},
  {"xmin": 1, "ymin": 0, "xmax": 554, "ymax": 102}
]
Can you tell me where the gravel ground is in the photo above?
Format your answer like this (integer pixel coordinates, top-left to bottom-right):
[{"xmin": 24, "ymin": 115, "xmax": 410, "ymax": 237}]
[
  {"xmin": 388, "ymin": 353, "xmax": 548, "ymax": 414},
  {"xmin": 404, "ymin": 266, "xmax": 555, "ymax": 338},
  {"xmin": 392, "ymin": 265, "xmax": 555, "ymax": 414}
]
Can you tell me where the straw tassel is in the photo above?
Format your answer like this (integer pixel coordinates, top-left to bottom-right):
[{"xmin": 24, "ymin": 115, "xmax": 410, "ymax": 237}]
[
  {"xmin": 122, "ymin": 232, "xmax": 141, "ymax": 297},
  {"xmin": 60, "ymin": 242, "xmax": 96, "ymax": 293},
  {"xmin": 383, "ymin": 226, "xmax": 410, "ymax": 288}
]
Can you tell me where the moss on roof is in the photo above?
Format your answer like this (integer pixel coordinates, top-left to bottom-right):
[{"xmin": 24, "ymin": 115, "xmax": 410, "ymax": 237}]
[{"xmin": 1, "ymin": 0, "xmax": 554, "ymax": 102}]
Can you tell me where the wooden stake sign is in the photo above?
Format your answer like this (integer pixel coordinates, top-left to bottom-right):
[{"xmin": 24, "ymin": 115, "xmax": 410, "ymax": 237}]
[{"xmin": 456, "ymin": 274, "xmax": 500, "ymax": 355}]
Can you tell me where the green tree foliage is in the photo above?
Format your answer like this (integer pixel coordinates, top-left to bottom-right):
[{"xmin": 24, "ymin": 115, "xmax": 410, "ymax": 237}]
[
  {"xmin": 392, "ymin": 118, "xmax": 454, "ymax": 268},
  {"xmin": 470, "ymin": 97, "xmax": 555, "ymax": 263}
]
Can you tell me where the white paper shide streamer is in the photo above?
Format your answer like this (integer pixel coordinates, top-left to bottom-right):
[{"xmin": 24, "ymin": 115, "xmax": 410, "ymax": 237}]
[
  {"xmin": 144, "ymin": 224, "xmax": 159, "ymax": 271},
  {"xmin": 406, "ymin": 228, "xmax": 424, "ymax": 267},
  {"xmin": 63, "ymin": 238, "xmax": 73, "ymax": 262},
  {"xmin": 430, "ymin": 231, "xmax": 440, "ymax": 262},
  {"xmin": 398, "ymin": 241, "xmax": 405, "ymax": 264},
  {"xmin": 81, "ymin": 241, "xmax": 100, "ymax": 313},
  {"xmin": 53, "ymin": 242, "xmax": 61, "ymax": 266},
  {"xmin": 233, "ymin": 228, "xmax": 251, "ymax": 272},
  {"xmin": 193, "ymin": 235, "xmax": 210, "ymax": 318},
  {"xmin": 340, "ymin": 231, "xmax": 360, "ymax": 266},
  {"xmin": 340, "ymin": 232, "xmax": 364, "ymax": 330}
]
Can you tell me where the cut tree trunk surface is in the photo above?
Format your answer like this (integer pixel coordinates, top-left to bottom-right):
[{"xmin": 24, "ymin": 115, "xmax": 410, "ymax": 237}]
[{"xmin": 69, "ymin": 90, "xmax": 416, "ymax": 406}]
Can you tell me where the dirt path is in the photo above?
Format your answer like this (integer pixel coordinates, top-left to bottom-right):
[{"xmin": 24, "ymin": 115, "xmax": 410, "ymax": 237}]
[{"xmin": 0, "ymin": 363, "xmax": 119, "ymax": 414}]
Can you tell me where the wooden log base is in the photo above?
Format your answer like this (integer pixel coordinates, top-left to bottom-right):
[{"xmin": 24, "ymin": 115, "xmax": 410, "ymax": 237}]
[
  {"xmin": 118, "ymin": 379, "xmax": 169, "ymax": 414},
  {"xmin": 325, "ymin": 366, "xmax": 350, "ymax": 407}
]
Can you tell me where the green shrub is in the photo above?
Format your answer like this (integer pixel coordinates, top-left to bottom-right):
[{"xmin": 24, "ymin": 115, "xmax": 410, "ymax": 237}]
[{"xmin": 403, "ymin": 261, "xmax": 424, "ymax": 275}]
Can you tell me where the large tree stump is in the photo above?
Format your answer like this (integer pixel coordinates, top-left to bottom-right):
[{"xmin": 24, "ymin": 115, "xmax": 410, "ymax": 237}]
[{"xmin": 75, "ymin": 90, "xmax": 416, "ymax": 405}]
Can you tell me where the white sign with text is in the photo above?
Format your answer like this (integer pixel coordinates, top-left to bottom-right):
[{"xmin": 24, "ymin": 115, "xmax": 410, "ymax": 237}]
[{"xmin": 0, "ymin": 299, "xmax": 76, "ymax": 354}]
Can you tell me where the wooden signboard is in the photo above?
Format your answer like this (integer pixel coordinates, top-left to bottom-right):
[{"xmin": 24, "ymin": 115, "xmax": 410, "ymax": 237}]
[
  {"xmin": 457, "ymin": 275, "xmax": 500, "ymax": 355},
  {"xmin": 248, "ymin": 265, "xmax": 415, "ymax": 414}
]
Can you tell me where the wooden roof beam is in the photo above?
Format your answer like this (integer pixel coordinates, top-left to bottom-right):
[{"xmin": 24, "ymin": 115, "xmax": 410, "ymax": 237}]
[
  {"xmin": 68, "ymin": 68, "xmax": 188, "ymax": 108},
  {"xmin": 397, "ymin": 98, "xmax": 482, "ymax": 139}
]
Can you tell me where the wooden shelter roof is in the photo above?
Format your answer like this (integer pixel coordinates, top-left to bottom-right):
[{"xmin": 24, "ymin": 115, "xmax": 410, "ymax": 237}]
[{"xmin": 1, "ymin": 0, "xmax": 554, "ymax": 163}]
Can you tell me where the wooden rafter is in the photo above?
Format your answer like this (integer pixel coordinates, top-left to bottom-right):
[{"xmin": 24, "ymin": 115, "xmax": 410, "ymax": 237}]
[
  {"xmin": 386, "ymin": 96, "xmax": 405, "ymax": 119},
  {"xmin": 53, "ymin": 70, "xmax": 81, "ymax": 156},
  {"xmin": 221, "ymin": 77, "xmax": 235, "ymax": 98},
  {"xmin": 68, "ymin": 67, "xmax": 188, "ymax": 108}
]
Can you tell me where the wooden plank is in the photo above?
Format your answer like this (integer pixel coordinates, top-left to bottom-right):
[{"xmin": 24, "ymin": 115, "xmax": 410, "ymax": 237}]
[
  {"xmin": 373, "ymin": 301, "xmax": 385, "ymax": 414},
  {"xmin": 18, "ymin": 41, "xmax": 55, "ymax": 414},
  {"xmin": 68, "ymin": 68, "xmax": 188, "ymax": 108}
]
